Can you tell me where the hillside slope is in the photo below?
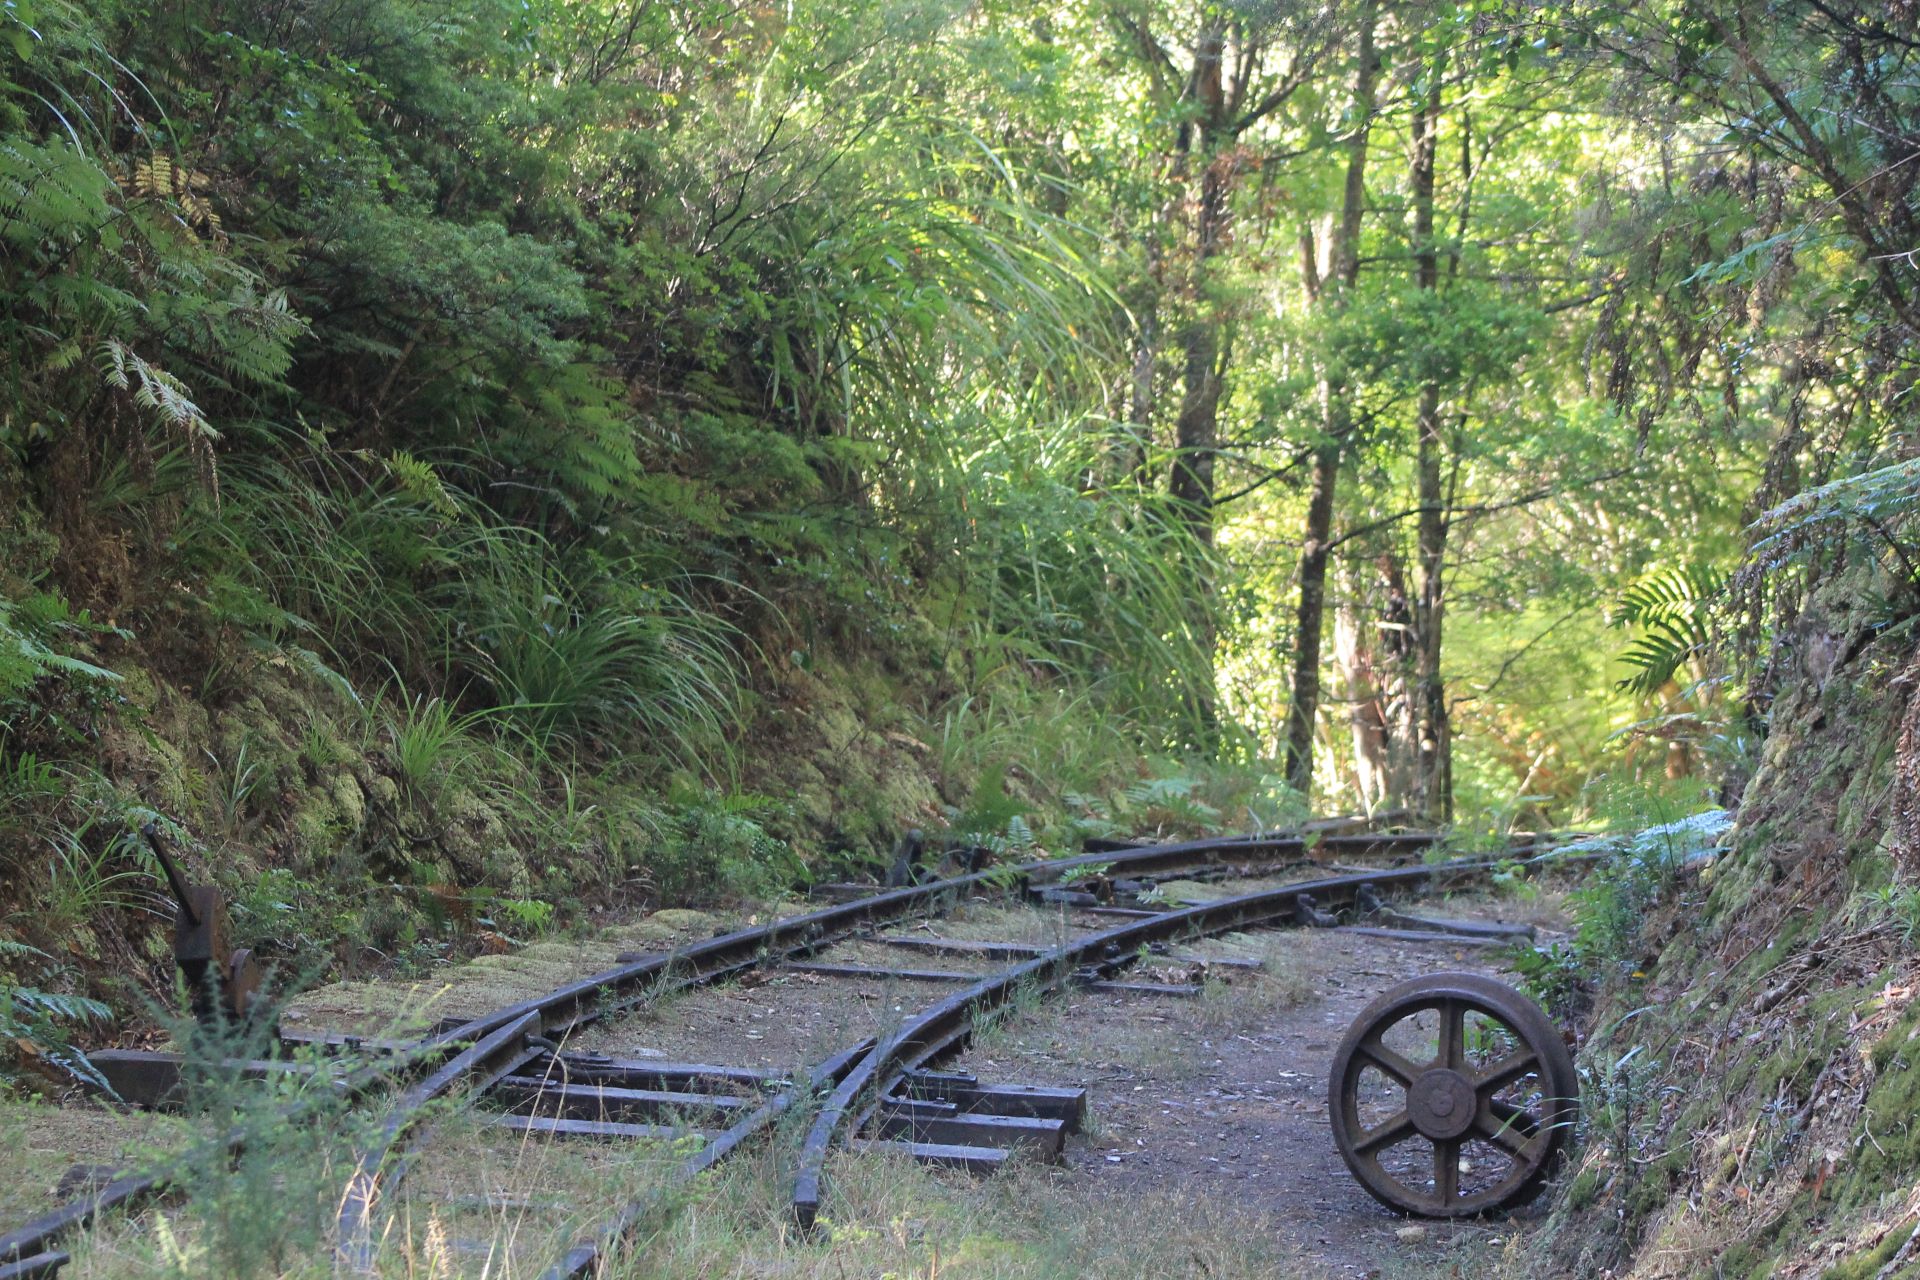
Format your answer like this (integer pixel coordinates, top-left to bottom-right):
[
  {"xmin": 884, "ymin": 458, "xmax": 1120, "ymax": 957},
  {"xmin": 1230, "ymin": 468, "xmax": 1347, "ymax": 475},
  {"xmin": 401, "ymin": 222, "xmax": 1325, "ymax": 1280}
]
[{"xmin": 1518, "ymin": 569, "xmax": 1920, "ymax": 1278}]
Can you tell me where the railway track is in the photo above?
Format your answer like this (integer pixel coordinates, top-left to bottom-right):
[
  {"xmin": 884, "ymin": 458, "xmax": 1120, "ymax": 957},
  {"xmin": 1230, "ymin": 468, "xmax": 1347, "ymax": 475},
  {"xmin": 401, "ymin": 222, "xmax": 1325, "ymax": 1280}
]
[{"xmin": 0, "ymin": 822, "xmax": 1574, "ymax": 1278}]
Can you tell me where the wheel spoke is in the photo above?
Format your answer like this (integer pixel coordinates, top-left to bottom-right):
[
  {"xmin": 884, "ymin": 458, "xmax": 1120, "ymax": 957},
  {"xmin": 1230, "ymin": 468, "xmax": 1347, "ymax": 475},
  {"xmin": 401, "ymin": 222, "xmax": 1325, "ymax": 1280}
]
[
  {"xmin": 1332, "ymin": 977, "xmax": 1579, "ymax": 1217},
  {"xmin": 1353, "ymin": 1111, "xmax": 1414, "ymax": 1156},
  {"xmin": 1475, "ymin": 1097, "xmax": 1542, "ymax": 1158},
  {"xmin": 1475, "ymin": 1047, "xmax": 1539, "ymax": 1095},
  {"xmin": 1433, "ymin": 1137, "xmax": 1459, "ymax": 1202},
  {"xmin": 1437, "ymin": 999, "xmax": 1465, "ymax": 1070},
  {"xmin": 1357, "ymin": 1034, "xmax": 1421, "ymax": 1086}
]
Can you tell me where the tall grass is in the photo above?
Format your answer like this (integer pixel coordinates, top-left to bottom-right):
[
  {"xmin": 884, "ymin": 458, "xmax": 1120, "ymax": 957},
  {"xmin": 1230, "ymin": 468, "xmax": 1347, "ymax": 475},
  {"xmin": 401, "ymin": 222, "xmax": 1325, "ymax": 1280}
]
[
  {"xmin": 938, "ymin": 424, "xmax": 1222, "ymax": 754},
  {"xmin": 178, "ymin": 427, "xmax": 744, "ymax": 779},
  {"xmin": 184, "ymin": 439, "xmax": 463, "ymax": 676},
  {"xmin": 382, "ymin": 689, "xmax": 488, "ymax": 805},
  {"xmin": 42, "ymin": 816, "xmax": 165, "ymax": 932},
  {"xmin": 466, "ymin": 558, "xmax": 742, "ymax": 765}
]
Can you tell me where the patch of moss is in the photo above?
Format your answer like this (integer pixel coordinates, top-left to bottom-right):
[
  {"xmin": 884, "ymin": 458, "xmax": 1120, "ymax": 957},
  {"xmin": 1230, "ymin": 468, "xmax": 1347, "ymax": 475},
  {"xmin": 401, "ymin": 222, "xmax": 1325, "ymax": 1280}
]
[
  {"xmin": 1820, "ymin": 1224, "xmax": 1914, "ymax": 1280},
  {"xmin": 1564, "ymin": 1163, "xmax": 1606, "ymax": 1211}
]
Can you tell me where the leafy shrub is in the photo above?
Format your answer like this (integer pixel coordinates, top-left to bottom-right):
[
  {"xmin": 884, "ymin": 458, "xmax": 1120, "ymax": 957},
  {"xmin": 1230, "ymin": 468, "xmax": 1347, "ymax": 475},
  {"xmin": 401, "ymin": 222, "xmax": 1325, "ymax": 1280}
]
[
  {"xmin": 0, "ymin": 939, "xmax": 112, "ymax": 1092},
  {"xmin": 1519, "ymin": 805, "xmax": 1731, "ymax": 1007},
  {"xmin": 643, "ymin": 787, "xmax": 801, "ymax": 903}
]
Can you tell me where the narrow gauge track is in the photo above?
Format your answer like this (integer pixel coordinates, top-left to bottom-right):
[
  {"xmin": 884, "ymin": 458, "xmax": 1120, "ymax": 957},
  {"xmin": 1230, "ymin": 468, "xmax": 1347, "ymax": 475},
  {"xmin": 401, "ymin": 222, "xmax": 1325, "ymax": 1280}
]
[{"xmin": 1, "ymin": 824, "xmax": 1554, "ymax": 1278}]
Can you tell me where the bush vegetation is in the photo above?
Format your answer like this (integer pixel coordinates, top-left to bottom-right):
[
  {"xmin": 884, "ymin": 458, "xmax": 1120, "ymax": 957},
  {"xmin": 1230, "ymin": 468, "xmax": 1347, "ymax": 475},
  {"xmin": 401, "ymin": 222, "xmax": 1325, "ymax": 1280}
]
[{"xmin": 0, "ymin": 7, "xmax": 1916, "ymax": 1234}]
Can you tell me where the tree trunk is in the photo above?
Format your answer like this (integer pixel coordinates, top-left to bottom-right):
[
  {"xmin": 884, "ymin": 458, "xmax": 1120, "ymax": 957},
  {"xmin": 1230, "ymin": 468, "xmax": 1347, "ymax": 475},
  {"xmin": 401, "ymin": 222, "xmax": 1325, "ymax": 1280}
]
[
  {"xmin": 1169, "ymin": 315, "xmax": 1221, "ymax": 541},
  {"xmin": 1335, "ymin": 552, "xmax": 1419, "ymax": 812},
  {"xmin": 1409, "ymin": 52, "xmax": 1452, "ymax": 822},
  {"xmin": 1333, "ymin": 577, "xmax": 1386, "ymax": 811},
  {"xmin": 1169, "ymin": 22, "xmax": 1230, "ymax": 549},
  {"xmin": 1122, "ymin": 304, "xmax": 1157, "ymax": 483},
  {"xmin": 1282, "ymin": 0, "xmax": 1378, "ymax": 795}
]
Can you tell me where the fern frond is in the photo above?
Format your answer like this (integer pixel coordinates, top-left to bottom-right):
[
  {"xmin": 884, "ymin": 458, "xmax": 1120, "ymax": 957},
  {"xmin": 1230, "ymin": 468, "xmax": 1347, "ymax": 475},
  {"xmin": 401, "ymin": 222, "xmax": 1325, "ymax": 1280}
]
[
  {"xmin": 1752, "ymin": 454, "xmax": 1920, "ymax": 574},
  {"xmin": 96, "ymin": 339, "xmax": 221, "ymax": 492},
  {"xmin": 382, "ymin": 451, "xmax": 462, "ymax": 520},
  {"xmin": 9, "ymin": 988, "xmax": 112, "ymax": 1024},
  {"xmin": 1611, "ymin": 564, "xmax": 1725, "ymax": 695}
]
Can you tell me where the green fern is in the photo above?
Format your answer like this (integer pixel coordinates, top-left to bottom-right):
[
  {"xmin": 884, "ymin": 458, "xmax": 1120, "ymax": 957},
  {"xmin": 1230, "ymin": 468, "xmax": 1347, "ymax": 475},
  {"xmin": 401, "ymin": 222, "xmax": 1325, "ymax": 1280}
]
[
  {"xmin": 98, "ymin": 338, "xmax": 219, "ymax": 450},
  {"xmin": 0, "ymin": 937, "xmax": 112, "ymax": 1093},
  {"xmin": 1751, "ymin": 454, "xmax": 1920, "ymax": 579},
  {"xmin": 1610, "ymin": 564, "xmax": 1724, "ymax": 696},
  {"xmin": 0, "ymin": 592, "xmax": 122, "ymax": 701},
  {"xmin": 0, "ymin": 137, "xmax": 117, "ymax": 252},
  {"xmin": 380, "ymin": 450, "xmax": 461, "ymax": 520}
]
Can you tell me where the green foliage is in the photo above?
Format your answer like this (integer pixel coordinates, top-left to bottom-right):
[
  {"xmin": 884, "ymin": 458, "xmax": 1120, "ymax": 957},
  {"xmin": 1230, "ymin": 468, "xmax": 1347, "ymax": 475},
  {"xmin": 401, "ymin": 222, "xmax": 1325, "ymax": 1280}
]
[
  {"xmin": 468, "ymin": 560, "xmax": 741, "ymax": 761},
  {"xmin": 945, "ymin": 764, "xmax": 1030, "ymax": 850},
  {"xmin": 951, "ymin": 435, "xmax": 1221, "ymax": 750},
  {"xmin": 1116, "ymin": 775, "xmax": 1222, "ymax": 831},
  {"xmin": 1868, "ymin": 882, "xmax": 1920, "ymax": 945},
  {"xmin": 205, "ymin": 737, "xmax": 270, "ymax": 837},
  {"xmin": 43, "ymin": 828, "xmax": 160, "ymax": 930},
  {"xmin": 382, "ymin": 691, "xmax": 488, "ymax": 806},
  {"xmin": 0, "ymin": 938, "xmax": 112, "ymax": 1092},
  {"xmin": 0, "ymin": 0, "xmax": 1906, "ymax": 1035},
  {"xmin": 1610, "ymin": 564, "xmax": 1725, "ymax": 697},
  {"xmin": 1531, "ymin": 804, "xmax": 1730, "ymax": 995},
  {"xmin": 643, "ymin": 787, "xmax": 802, "ymax": 903},
  {"xmin": 1752, "ymin": 454, "xmax": 1920, "ymax": 596},
  {"xmin": 155, "ymin": 1007, "xmax": 364, "ymax": 1279},
  {"xmin": 0, "ymin": 590, "xmax": 120, "ymax": 703}
]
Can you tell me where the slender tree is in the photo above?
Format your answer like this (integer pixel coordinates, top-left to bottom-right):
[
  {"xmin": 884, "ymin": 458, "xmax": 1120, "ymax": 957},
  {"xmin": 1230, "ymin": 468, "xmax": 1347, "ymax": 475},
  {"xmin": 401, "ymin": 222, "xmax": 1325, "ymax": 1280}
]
[{"xmin": 1282, "ymin": 0, "xmax": 1379, "ymax": 795}]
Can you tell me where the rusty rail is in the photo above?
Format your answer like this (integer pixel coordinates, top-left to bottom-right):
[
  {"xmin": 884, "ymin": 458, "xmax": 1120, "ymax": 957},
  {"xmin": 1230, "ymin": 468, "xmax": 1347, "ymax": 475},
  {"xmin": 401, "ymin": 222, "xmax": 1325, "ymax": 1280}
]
[
  {"xmin": 329, "ymin": 824, "xmax": 1450, "ymax": 1264},
  {"xmin": 538, "ymin": 856, "xmax": 1501, "ymax": 1272},
  {"xmin": 2, "ymin": 821, "xmax": 1497, "ymax": 1273},
  {"xmin": 785, "ymin": 858, "xmax": 1491, "ymax": 1231}
]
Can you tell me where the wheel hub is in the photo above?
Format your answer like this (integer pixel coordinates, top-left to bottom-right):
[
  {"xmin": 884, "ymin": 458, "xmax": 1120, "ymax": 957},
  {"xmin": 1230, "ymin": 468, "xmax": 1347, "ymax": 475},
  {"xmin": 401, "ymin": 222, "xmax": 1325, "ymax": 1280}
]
[{"xmin": 1408, "ymin": 1067, "xmax": 1476, "ymax": 1140}]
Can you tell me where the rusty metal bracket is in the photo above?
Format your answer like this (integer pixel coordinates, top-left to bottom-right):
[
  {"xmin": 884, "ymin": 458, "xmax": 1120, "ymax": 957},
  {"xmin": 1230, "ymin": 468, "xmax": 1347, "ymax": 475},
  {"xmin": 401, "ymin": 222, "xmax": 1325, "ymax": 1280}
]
[{"xmin": 141, "ymin": 824, "xmax": 259, "ymax": 1029}]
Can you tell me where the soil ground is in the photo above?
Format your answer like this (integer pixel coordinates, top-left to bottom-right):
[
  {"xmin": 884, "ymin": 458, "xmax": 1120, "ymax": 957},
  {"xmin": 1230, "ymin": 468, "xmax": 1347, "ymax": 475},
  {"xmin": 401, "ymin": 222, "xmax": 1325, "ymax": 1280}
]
[
  {"xmin": 1, "ymin": 879, "xmax": 1572, "ymax": 1278},
  {"xmin": 944, "ymin": 896, "xmax": 1570, "ymax": 1279}
]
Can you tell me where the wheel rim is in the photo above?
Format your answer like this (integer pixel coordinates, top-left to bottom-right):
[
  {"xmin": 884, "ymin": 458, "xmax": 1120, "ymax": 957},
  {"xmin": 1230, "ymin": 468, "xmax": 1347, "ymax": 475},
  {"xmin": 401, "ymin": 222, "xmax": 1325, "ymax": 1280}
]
[{"xmin": 1329, "ymin": 973, "xmax": 1578, "ymax": 1217}]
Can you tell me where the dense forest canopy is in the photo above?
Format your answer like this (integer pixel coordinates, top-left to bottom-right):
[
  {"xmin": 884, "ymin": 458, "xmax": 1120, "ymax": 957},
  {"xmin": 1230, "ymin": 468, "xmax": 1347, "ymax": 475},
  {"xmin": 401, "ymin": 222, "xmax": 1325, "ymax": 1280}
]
[
  {"xmin": 6, "ymin": 4, "xmax": 1920, "ymax": 1273},
  {"xmin": 0, "ymin": 0, "xmax": 1914, "ymax": 942}
]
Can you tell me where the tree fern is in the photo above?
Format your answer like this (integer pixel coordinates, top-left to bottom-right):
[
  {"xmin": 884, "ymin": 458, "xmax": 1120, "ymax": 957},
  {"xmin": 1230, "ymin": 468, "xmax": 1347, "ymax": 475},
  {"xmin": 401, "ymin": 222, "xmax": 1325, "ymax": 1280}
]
[
  {"xmin": 1610, "ymin": 564, "xmax": 1725, "ymax": 696},
  {"xmin": 1751, "ymin": 454, "xmax": 1920, "ymax": 580}
]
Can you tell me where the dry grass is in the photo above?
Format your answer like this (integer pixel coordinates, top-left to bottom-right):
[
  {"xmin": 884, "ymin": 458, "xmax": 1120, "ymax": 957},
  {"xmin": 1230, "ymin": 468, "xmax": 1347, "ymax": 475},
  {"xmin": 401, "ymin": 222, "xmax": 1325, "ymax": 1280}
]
[
  {"xmin": 0, "ymin": 1100, "xmax": 193, "ymax": 1227},
  {"xmin": 37, "ymin": 1096, "xmax": 1352, "ymax": 1280},
  {"xmin": 16, "ymin": 900, "xmax": 1544, "ymax": 1279},
  {"xmin": 614, "ymin": 1150, "xmax": 1342, "ymax": 1280}
]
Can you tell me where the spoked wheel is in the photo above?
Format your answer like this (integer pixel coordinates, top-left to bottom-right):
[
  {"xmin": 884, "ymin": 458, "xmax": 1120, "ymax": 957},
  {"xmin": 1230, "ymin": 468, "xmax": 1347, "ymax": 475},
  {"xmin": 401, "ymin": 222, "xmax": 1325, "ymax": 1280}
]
[{"xmin": 1329, "ymin": 972, "xmax": 1578, "ymax": 1217}]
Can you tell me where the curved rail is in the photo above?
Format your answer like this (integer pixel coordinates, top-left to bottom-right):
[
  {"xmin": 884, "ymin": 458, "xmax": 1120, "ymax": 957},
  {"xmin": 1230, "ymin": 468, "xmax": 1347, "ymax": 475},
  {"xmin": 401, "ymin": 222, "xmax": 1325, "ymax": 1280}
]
[
  {"xmin": 786, "ymin": 858, "xmax": 1491, "ymax": 1230},
  {"xmin": 1, "ymin": 821, "xmax": 1453, "ymax": 1273},
  {"xmin": 538, "ymin": 854, "xmax": 1502, "ymax": 1274},
  {"xmin": 333, "ymin": 825, "xmax": 1433, "ymax": 1264}
]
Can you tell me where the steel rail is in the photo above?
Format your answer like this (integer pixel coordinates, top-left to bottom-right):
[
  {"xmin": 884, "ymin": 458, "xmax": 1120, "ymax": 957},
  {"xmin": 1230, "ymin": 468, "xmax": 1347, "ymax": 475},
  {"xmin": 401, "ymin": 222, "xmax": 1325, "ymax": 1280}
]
[
  {"xmin": 541, "ymin": 1038, "xmax": 875, "ymax": 1279},
  {"xmin": 0, "ymin": 824, "xmax": 1451, "ymax": 1272},
  {"xmin": 0, "ymin": 1036, "xmax": 445, "ymax": 1271},
  {"xmin": 535, "ymin": 855, "xmax": 1502, "ymax": 1275},
  {"xmin": 787, "ymin": 858, "xmax": 1494, "ymax": 1230},
  {"xmin": 329, "ymin": 826, "xmax": 1446, "ymax": 1263}
]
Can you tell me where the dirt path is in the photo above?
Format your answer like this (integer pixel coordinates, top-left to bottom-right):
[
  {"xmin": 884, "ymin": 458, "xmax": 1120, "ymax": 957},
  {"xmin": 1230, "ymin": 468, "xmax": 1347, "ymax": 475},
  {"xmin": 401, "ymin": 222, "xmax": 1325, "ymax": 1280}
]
[
  {"xmin": 6, "ymin": 882, "xmax": 1572, "ymax": 1278},
  {"xmin": 950, "ymin": 923, "xmax": 1562, "ymax": 1278}
]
